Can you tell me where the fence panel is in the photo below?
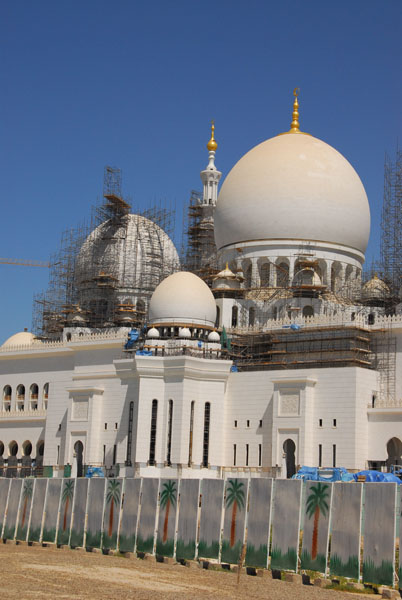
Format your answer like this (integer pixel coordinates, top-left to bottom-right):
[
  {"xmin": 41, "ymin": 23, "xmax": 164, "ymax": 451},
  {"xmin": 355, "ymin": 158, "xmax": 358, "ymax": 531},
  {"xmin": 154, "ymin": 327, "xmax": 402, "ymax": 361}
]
[
  {"xmin": 57, "ymin": 479, "xmax": 75, "ymax": 545},
  {"xmin": 16, "ymin": 479, "xmax": 34, "ymax": 541},
  {"xmin": 362, "ymin": 482, "xmax": 396, "ymax": 586},
  {"xmin": 118, "ymin": 478, "xmax": 141, "ymax": 553},
  {"xmin": 42, "ymin": 479, "xmax": 62, "ymax": 543},
  {"xmin": 156, "ymin": 479, "xmax": 178, "ymax": 557},
  {"xmin": 301, "ymin": 481, "xmax": 332, "ymax": 573},
  {"xmin": 28, "ymin": 479, "xmax": 47, "ymax": 542},
  {"xmin": 136, "ymin": 478, "xmax": 159, "ymax": 554},
  {"xmin": 70, "ymin": 478, "xmax": 88, "ymax": 548},
  {"xmin": 3, "ymin": 479, "xmax": 22, "ymax": 540},
  {"xmin": 176, "ymin": 479, "xmax": 200, "ymax": 562},
  {"xmin": 330, "ymin": 482, "xmax": 362, "ymax": 579},
  {"xmin": 102, "ymin": 478, "xmax": 123, "ymax": 550},
  {"xmin": 271, "ymin": 479, "xmax": 302, "ymax": 572},
  {"xmin": 0, "ymin": 478, "xmax": 10, "ymax": 537},
  {"xmin": 86, "ymin": 478, "xmax": 106, "ymax": 549},
  {"xmin": 198, "ymin": 479, "xmax": 224, "ymax": 560},
  {"xmin": 221, "ymin": 478, "xmax": 248, "ymax": 564},
  {"xmin": 245, "ymin": 478, "xmax": 273, "ymax": 569}
]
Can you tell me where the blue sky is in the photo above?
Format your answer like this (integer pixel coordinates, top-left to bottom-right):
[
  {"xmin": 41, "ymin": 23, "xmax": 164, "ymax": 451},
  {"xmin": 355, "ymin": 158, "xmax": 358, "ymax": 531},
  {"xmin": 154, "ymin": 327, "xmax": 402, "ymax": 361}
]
[{"xmin": 1, "ymin": 0, "xmax": 401, "ymax": 343}]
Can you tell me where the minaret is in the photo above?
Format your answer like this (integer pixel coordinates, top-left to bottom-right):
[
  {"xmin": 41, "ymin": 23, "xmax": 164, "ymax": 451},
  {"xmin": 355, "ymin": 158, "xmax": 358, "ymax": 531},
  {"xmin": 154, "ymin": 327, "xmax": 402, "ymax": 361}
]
[{"xmin": 200, "ymin": 121, "xmax": 222, "ymax": 205}]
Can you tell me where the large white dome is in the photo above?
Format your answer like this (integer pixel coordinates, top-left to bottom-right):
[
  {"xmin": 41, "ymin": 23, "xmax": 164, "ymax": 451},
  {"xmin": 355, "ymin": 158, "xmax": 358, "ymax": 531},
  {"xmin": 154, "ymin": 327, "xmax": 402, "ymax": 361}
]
[
  {"xmin": 75, "ymin": 214, "xmax": 180, "ymax": 297},
  {"xmin": 148, "ymin": 272, "xmax": 217, "ymax": 328},
  {"xmin": 214, "ymin": 133, "xmax": 370, "ymax": 255}
]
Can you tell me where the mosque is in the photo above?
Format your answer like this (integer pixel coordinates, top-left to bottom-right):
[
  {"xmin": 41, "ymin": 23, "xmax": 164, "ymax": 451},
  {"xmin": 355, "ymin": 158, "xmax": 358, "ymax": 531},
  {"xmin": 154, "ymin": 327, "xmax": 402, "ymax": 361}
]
[{"xmin": 0, "ymin": 92, "xmax": 401, "ymax": 480}]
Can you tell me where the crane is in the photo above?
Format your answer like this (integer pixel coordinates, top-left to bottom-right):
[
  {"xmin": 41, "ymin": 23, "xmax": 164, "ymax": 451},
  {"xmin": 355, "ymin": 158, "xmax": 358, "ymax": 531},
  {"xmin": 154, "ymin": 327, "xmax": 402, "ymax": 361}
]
[{"xmin": 0, "ymin": 258, "xmax": 50, "ymax": 268}]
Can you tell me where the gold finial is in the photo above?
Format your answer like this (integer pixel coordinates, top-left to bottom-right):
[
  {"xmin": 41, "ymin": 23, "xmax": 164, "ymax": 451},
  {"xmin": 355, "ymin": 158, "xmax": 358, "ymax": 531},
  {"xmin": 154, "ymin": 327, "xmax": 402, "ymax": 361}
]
[
  {"xmin": 289, "ymin": 87, "xmax": 301, "ymax": 133},
  {"xmin": 207, "ymin": 120, "xmax": 218, "ymax": 151}
]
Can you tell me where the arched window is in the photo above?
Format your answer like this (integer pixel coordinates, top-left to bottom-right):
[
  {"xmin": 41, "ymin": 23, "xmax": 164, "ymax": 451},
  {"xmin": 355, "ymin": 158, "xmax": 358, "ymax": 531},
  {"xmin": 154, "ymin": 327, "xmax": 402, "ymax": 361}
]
[
  {"xmin": 37, "ymin": 440, "xmax": 44, "ymax": 457},
  {"xmin": 22, "ymin": 441, "xmax": 32, "ymax": 456},
  {"xmin": 276, "ymin": 262, "xmax": 289, "ymax": 287},
  {"xmin": 273, "ymin": 307, "xmax": 278, "ymax": 320},
  {"xmin": 0, "ymin": 442, "xmax": 3, "ymax": 457},
  {"xmin": 126, "ymin": 401, "xmax": 134, "ymax": 466},
  {"xmin": 215, "ymin": 306, "xmax": 220, "ymax": 328},
  {"xmin": 30, "ymin": 384, "xmax": 38, "ymax": 399},
  {"xmin": 9, "ymin": 441, "xmax": 18, "ymax": 457},
  {"xmin": 43, "ymin": 383, "xmax": 49, "ymax": 410},
  {"xmin": 30, "ymin": 384, "xmax": 39, "ymax": 410},
  {"xmin": 368, "ymin": 313, "xmax": 375, "ymax": 325},
  {"xmin": 245, "ymin": 265, "xmax": 252, "ymax": 288},
  {"xmin": 166, "ymin": 399, "xmax": 173, "ymax": 466},
  {"xmin": 136, "ymin": 299, "xmax": 145, "ymax": 314},
  {"xmin": 202, "ymin": 402, "xmax": 211, "ymax": 468},
  {"xmin": 249, "ymin": 307, "xmax": 255, "ymax": 326},
  {"xmin": 260, "ymin": 263, "xmax": 270, "ymax": 287},
  {"xmin": 303, "ymin": 305, "xmax": 314, "ymax": 318},
  {"xmin": 231, "ymin": 306, "xmax": 238, "ymax": 328},
  {"xmin": 16, "ymin": 385, "xmax": 25, "ymax": 411},
  {"xmin": 3, "ymin": 386, "xmax": 11, "ymax": 411},
  {"xmin": 188, "ymin": 401, "xmax": 195, "ymax": 466},
  {"xmin": 149, "ymin": 399, "xmax": 158, "ymax": 466}
]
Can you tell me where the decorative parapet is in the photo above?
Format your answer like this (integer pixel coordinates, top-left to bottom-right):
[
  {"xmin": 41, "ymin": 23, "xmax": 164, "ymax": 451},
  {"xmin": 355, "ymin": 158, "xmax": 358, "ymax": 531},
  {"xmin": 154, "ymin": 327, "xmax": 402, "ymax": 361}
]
[
  {"xmin": 228, "ymin": 313, "xmax": 402, "ymax": 334},
  {"xmin": 0, "ymin": 408, "xmax": 47, "ymax": 419}
]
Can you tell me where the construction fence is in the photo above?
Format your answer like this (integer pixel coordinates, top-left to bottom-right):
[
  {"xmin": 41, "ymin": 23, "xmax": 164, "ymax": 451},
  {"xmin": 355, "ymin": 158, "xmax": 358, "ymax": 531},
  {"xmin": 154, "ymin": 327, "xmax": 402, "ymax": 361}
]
[{"xmin": 0, "ymin": 477, "xmax": 401, "ymax": 588}]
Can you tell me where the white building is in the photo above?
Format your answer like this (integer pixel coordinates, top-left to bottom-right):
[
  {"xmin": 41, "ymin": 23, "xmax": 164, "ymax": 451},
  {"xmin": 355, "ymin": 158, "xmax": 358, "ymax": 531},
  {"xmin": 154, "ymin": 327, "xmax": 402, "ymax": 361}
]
[{"xmin": 0, "ymin": 92, "xmax": 401, "ymax": 479}]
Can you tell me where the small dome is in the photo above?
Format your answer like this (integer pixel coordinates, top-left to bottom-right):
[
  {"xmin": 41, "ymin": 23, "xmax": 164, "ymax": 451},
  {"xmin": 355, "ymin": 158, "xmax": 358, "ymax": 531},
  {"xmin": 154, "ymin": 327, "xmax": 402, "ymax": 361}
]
[
  {"xmin": 208, "ymin": 331, "xmax": 220, "ymax": 342},
  {"xmin": 148, "ymin": 272, "xmax": 217, "ymax": 328},
  {"xmin": 212, "ymin": 264, "xmax": 241, "ymax": 290},
  {"xmin": 179, "ymin": 327, "xmax": 191, "ymax": 338},
  {"xmin": 2, "ymin": 331, "xmax": 38, "ymax": 349},
  {"xmin": 215, "ymin": 264, "xmax": 237, "ymax": 279},
  {"xmin": 293, "ymin": 268, "xmax": 322, "ymax": 287},
  {"xmin": 215, "ymin": 133, "xmax": 370, "ymax": 255},
  {"xmin": 362, "ymin": 275, "xmax": 390, "ymax": 299},
  {"xmin": 147, "ymin": 327, "xmax": 160, "ymax": 339}
]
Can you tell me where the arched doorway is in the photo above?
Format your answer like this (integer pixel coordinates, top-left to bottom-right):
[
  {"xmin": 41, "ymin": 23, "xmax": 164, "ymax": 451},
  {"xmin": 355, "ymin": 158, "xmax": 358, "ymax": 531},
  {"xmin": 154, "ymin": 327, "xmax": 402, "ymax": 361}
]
[
  {"xmin": 283, "ymin": 439, "xmax": 296, "ymax": 478},
  {"xmin": 73, "ymin": 441, "xmax": 84, "ymax": 478},
  {"xmin": 386, "ymin": 437, "xmax": 402, "ymax": 468}
]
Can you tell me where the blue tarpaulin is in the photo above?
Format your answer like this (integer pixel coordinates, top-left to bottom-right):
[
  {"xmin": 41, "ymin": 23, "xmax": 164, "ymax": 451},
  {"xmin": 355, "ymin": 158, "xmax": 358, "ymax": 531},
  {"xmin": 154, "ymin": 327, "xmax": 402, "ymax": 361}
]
[
  {"xmin": 124, "ymin": 328, "xmax": 140, "ymax": 349},
  {"xmin": 352, "ymin": 470, "xmax": 401, "ymax": 484}
]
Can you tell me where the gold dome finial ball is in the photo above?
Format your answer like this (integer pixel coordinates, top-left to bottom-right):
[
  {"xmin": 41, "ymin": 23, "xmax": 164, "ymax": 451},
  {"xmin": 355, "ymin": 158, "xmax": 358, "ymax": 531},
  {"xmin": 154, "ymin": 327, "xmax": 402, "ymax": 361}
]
[{"xmin": 207, "ymin": 120, "xmax": 218, "ymax": 151}]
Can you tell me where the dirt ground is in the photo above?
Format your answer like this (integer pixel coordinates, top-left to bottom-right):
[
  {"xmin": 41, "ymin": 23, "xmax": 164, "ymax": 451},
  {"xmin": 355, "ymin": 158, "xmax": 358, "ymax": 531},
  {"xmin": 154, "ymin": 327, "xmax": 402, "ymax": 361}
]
[{"xmin": 0, "ymin": 543, "xmax": 372, "ymax": 600}]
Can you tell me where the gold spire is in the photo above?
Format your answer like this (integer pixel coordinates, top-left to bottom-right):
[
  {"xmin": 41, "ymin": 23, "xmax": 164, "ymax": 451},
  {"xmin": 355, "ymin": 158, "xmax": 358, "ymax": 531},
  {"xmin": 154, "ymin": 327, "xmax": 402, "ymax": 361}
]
[
  {"xmin": 207, "ymin": 120, "xmax": 218, "ymax": 151},
  {"xmin": 289, "ymin": 88, "xmax": 301, "ymax": 133}
]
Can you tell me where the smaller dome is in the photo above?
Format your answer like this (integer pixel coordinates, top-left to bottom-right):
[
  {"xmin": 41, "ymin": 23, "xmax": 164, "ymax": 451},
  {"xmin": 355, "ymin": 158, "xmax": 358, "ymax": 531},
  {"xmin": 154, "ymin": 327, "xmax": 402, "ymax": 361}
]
[
  {"xmin": 179, "ymin": 327, "xmax": 191, "ymax": 339},
  {"xmin": 2, "ymin": 330, "xmax": 38, "ymax": 349},
  {"xmin": 212, "ymin": 264, "xmax": 241, "ymax": 291},
  {"xmin": 147, "ymin": 327, "xmax": 160, "ymax": 339},
  {"xmin": 362, "ymin": 275, "xmax": 390, "ymax": 300},
  {"xmin": 208, "ymin": 331, "xmax": 220, "ymax": 342},
  {"xmin": 148, "ymin": 272, "xmax": 217, "ymax": 328},
  {"xmin": 215, "ymin": 264, "xmax": 237, "ymax": 279},
  {"xmin": 293, "ymin": 268, "xmax": 322, "ymax": 287}
]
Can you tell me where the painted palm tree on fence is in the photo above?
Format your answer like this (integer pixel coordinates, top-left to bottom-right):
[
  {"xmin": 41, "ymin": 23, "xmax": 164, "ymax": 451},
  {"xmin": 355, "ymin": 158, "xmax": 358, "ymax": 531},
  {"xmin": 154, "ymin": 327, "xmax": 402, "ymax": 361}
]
[
  {"xmin": 160, "ymin": 481, "xmax": 177, "ymax": 543},
  {"xmin": 21, "ymin": 480, "xmax": 33, "ymax": 528},
  {"xmin": 61, "ymin": 480, "xmax": 74, "ymax": 531},
  {"xmin": 226, "ymin": 479, "xmax": 245, "ymax": 547},
  {"xmin": 106, "ymin": 479, "xmax": 121, "ymax": 537},
  {"xmin": 306, "ymin": 483, "xmax": 330, "ymax": 560}
]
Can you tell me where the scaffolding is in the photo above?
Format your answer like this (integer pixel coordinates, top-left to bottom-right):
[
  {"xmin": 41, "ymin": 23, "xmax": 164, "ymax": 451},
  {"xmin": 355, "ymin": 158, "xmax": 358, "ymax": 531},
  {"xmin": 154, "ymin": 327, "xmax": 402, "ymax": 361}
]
[
  {"xmin": 184, "ymin": 190, "xmax": 219, "ymax": 286},
  {"xmin": 33, "ymin": 167, "xmax": 179, "ymax": 338},
  {"xmin": 381, "ymin": 149, "xmax": 402, "ymax": 300},
  {"xmin": 227, "ymin": 325, "xmax": 374, "ymax": 371}
]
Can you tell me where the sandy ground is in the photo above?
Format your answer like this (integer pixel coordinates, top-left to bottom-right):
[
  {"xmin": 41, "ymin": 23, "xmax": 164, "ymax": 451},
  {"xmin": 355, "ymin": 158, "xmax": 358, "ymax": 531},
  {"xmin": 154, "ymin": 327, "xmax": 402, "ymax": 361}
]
[{"xmin": 0, "ymin": 543, "xmax": 371, "ymax": 600}]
